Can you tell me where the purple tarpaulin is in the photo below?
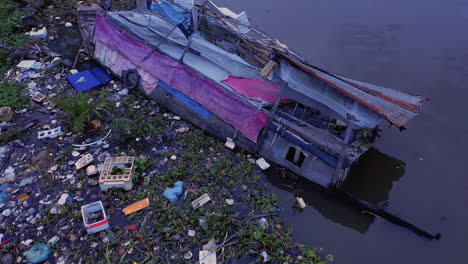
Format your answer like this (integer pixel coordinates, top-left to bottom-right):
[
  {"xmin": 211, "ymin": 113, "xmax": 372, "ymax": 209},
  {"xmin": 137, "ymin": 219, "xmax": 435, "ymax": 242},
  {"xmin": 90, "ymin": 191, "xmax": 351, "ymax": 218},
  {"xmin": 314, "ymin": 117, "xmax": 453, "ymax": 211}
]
[
  {"xmin": 94, "ymin": 14, "xmax": 267, "ymax": 142},
  {"xmin": 222, "ymin": 76, "xmax": 285, "ymax": 104}
]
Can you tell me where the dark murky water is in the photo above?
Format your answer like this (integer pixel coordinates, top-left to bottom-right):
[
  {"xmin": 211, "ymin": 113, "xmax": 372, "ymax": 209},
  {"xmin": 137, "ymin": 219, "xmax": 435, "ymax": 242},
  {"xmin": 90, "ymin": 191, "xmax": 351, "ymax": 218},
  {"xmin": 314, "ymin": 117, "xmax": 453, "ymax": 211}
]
[{"xmin": 215, "ymin": 0, "xmax": 468, "ymax": 263}]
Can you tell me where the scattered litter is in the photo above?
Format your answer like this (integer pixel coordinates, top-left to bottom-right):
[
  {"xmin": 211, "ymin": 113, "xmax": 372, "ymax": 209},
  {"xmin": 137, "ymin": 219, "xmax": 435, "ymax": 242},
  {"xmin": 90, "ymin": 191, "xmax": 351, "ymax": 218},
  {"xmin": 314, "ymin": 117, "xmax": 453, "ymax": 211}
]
[
  {"xmin": 225, "ymin": 199, "xmax": 234, "ymax": 206},
  {"xmin": 199, "ymin": 250, "xmax": 216, "ymax": 264},
  {"xmin": 18, "ymin": 193, "xmax": 30, "ymax": 202},
  {"xmin": 163, "ymin": 181, "xmax": 184, "ymax": 203},
  {"xmin": 175, "ymin": 127, "xmax": 189, "ymax": 133},
  {"xmin": 17, "ymin": 60, "xmax": 42, "ymax": 69},
  {"xmin": 81, "ymin": 201, "xmax": 109, "ymax": 234},
  {"xmin": 71, "ymin": 150, "xmax": 81, "ymax": 157},
  {"xmin": 47, "ymin": 236, "xmax": 60, "ymax": 245},
  {"xmin": 57, "ymin": 193, "xmax": 69, "ymax": 205},
  {"xmin": 70, "ymin": 69, "xmax": 79, "ymax": 75},
  {"xmin": 225, "ymin": 137, "xmax": 235, "ymax": 149},
  {"xmin": 28, "ymin": 27, "xmax": 48, "ymax": 39},
  {"xmin": 72, "ymin": 129, "xmax": 112, "ymax": 147},
  {"xmin": 170, "ymin": 155, "xmax": 177, "ymax": 160},
  {"xmin": 184, "ymin": 250, "xmax": 193, "ymax": 259},
  {"xmin": 191, "ymin": 193, "xmax": 211, "ymax": 209},
  {"xmin": 2, "ymin": 209, "xmax": 11, "ymax": 217},
  {"xmin": 202, "ymin": 238, "xmax": 217, "ymax": 251},
  {"xmin": 65, "ymin": 22, "xmax": 73, "ymax": 27},
  {"xmin": 296, "ymin": 197, "xmax": 306, "ymax": 209},
  {"xmin": 117, "ymin": 88, "xmax": 128, "ymax": 95},
  {"xmin": 50, "ymin": 205, "xmax": 66, "ymax": 215},
  {"xmin": 260, "ymin": 251, "xmax": 269, "ymax": 263},
  {"xmin": 67, "ymin": 67, "xmax": 113, "ymax": 92},
  {"xmin": 173, "ymin": 115, "xmax": 181, "ymax": 120},
  {"xmin": 122, "ymin": 198, "xmax": 150, "ymax": 215},
  {"xmin": 38, "ymin": 127, "xmax": 63, "ymax": 139},
  {"xmin": 31, "ymin": 92, "xmax": 46, "ymax": 103},
  {"xmin": 0, "ymin": 107, "xmax": 13, "ymax": 122},
  {"xmin": 258, "ymin": 218, "xmax": 268, "ymax": 229},
  {"xmin": 86, "ymin": 165, "xmax": 97, "ymax": 176},
  {"xmin": 75, "ymin": 154, "xmax": 94, "ymax": 170},
  {"xmin": 25, "ymin": 243, "xmax": 51, "ymax": 264},
  {"xmin": 99, "ymin": 156, "xmax": 134, "ymax": 191},
  {"xmin": 187, "ymin": 229, "xmax": 196, "ymax": 237},
  {"xmin": 256, "ymin": 158, "xmax": 270, "ymax": 170}
]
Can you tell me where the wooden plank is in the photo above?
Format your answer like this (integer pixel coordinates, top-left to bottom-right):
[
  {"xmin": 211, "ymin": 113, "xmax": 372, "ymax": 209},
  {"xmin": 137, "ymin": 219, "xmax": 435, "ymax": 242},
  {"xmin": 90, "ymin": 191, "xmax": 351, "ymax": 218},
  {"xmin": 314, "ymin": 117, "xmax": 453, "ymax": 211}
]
[{"xmin": 260, "ymin": 60, "xmax": 277, "ymax": 77}]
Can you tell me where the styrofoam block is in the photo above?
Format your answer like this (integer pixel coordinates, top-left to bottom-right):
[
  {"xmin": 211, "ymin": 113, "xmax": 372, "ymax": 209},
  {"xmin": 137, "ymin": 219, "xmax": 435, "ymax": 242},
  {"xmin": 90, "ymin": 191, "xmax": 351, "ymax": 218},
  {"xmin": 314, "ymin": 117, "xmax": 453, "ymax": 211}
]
[{"xmin": 38, "ymin": 127, "xmax": 63, "ymax": 139}]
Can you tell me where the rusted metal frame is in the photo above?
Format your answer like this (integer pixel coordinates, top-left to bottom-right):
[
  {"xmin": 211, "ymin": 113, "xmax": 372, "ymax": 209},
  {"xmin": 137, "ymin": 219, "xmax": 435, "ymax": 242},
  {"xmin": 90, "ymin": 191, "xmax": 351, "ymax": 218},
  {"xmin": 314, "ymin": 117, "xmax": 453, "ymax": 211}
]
[
  {"xmin": 256, "ymin": 82, "xmax": 286, "ymax": 152},
  {"xmin": 275, "ymin": 108, "xmax": 342, "ymax": 141},
  {"xmin": 279, "ymin": 86, "xmax": 362, "ymax": 131},
  {"xmin": 271, "ymin": 115, "xmax": 344, "ymax": 157},
  {"xmin": 197, "ymin": 26, "xmax": 265, "ymax": 67},
  {"xmin": 276, "ymin": 50, "xmax": 407, "ymax": 127},
  {"xmin": 332, "ymin": 125, "xmax": 353, "ymax": 186}
]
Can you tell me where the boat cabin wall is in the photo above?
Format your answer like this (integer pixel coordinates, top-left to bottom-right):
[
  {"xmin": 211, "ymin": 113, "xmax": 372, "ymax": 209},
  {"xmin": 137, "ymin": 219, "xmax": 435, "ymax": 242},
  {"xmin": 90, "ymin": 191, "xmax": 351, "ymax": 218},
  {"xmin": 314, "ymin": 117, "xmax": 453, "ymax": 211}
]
[{"xmin": 258, "ymin": 128, "xmax": 335, "ymax": 187}]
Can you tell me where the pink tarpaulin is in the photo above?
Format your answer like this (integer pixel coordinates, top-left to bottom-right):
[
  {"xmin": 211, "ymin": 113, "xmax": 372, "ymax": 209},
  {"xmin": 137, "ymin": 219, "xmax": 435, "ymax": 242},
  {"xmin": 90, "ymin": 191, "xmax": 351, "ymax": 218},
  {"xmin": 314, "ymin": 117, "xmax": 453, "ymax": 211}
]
[
  {"xmin": 222, "ymin": 76, "xmax": 284, "ymax": 104},
  {"xmin": 94, "ymin": 14, "xmax": 267, "ymax": 142}
]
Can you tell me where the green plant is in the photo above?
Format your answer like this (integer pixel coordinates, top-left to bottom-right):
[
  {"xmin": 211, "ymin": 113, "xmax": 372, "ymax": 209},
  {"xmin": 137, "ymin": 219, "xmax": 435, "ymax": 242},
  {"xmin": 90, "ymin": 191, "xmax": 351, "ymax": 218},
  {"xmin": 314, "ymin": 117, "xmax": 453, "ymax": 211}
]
[
  {"xmin": 132, "ymin": 157, "xmax": 151, "ymax": 185},
  {"xmin": 0, "ymin": 0, "xmax": 28, "ymax": 75},
  {"xmin": 51, "ymin": 93, "xmax": 112, "ymax": 132},
  {"xmin": 0, "ymin": 82, "xmax": 28, "ymax": 109}
]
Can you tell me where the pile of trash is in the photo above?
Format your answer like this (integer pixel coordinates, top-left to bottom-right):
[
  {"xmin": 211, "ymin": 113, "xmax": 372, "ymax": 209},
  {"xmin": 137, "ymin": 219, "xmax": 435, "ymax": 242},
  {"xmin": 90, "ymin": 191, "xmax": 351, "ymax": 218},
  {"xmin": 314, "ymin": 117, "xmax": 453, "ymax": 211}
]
[{"xmin": 0, "ymin": 1, "xmax": 331, "ymax": 264}]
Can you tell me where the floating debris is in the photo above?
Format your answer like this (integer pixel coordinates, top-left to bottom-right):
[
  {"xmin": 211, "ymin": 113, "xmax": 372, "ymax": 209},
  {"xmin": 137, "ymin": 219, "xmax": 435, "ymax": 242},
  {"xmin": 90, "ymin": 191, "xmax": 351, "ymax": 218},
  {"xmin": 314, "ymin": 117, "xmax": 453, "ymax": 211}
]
[
  {"xmin": 81, "ymin": 201, "xmax": 109, "ymax": 234},
  {"xmin": 163, "ymin": 181, "xmax": 184, "ymax": 203},
  {"xmin": 122, "ymin": 198, "xmax": 150, "ymax": 215},
  {"xmin": 192, "ymin": 193, "xmax": 211, "ymax": 209}
]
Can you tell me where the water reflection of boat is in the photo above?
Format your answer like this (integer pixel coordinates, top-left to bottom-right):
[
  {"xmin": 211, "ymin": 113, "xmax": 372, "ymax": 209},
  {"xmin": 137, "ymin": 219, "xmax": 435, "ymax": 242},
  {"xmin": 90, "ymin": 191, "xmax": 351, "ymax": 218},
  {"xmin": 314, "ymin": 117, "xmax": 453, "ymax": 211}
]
[
  {"xmin": 266, "ymin": 148, "xmax": 405, "ymax": 233},
  {"xmin": 76, "ymin": 0, "xmax": 426, "ymax": 188}
]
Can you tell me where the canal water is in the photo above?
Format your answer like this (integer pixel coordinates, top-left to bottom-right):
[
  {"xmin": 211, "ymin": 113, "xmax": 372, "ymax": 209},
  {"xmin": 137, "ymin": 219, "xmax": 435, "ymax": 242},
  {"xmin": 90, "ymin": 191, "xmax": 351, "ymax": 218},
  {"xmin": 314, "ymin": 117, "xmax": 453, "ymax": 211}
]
[{"xmin": 214, "ymin": 0, "xmax": 468, "ymax": 263}]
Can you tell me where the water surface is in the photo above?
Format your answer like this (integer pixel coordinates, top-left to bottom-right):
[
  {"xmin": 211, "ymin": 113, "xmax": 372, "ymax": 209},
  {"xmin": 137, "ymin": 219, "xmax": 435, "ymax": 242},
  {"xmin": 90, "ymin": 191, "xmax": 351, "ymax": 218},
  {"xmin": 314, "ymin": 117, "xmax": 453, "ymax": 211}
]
[{"xmin": 214, "ymin": 0, "xmax": 468, "ymax": 263}]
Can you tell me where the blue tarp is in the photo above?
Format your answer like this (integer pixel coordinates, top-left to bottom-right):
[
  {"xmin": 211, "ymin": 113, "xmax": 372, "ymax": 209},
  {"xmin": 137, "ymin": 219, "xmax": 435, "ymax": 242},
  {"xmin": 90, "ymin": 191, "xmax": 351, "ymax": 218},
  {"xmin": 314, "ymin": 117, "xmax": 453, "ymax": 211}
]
[
  {"xmin": 158, "ymin": 80, "xmax": 212, "ymax": 120},
  {"xmin": 149, "ymin": 0, "xmax": 194, "ymax": 37},
  {"xmin": 67, "ymin": 67, "xmax": 113, "ymax": 93}
]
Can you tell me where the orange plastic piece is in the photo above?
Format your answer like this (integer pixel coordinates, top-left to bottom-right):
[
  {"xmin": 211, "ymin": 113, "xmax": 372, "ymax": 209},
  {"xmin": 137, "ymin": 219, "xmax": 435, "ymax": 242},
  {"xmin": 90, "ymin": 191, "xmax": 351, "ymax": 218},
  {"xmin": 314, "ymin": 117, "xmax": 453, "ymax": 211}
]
[
  {"xmin": 18, "ymin": 193, "xmax": 30, "ymax": 202},
  {"xmin": 122, "ymin": 198, "xmax": 150, "ymax": 215}
]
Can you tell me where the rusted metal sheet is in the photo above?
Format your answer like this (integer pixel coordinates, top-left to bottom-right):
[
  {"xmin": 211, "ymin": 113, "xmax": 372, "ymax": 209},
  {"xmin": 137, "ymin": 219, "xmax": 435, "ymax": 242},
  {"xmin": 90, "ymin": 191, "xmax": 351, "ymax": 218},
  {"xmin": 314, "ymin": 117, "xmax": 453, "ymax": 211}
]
[{"xmin": 277, "ymin": 50, "xmax": 427, "ymax": 127}]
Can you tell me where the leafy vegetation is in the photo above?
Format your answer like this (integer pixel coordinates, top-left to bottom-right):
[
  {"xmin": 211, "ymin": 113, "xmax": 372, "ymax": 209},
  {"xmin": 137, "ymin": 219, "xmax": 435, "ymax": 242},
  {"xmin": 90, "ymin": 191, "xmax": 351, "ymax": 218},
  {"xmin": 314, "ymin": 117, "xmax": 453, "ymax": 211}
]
[
  {"xmin": 0, "ymin": 82, "xmax": 28, "ymax": 109},
  {"xmin": 110, "ymin": 109, "xmax": 165, "ymax": 143},
  {"xmin": 0, "ymin": 0, "xmax": 28, "ymax": 75},
  {"xmin": 51, "ymin": 93, "xmax": 112, "ymax": 132}
]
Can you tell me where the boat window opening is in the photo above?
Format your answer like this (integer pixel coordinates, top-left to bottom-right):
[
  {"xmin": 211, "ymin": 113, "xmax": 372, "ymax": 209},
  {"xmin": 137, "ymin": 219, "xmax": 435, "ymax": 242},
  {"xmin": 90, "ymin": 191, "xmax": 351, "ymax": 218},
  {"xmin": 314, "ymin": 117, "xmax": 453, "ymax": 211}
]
[
  {"xmin": 286, "ymin": 146, "xmax": 306, "ymax": 168},
  {"xmin": 279, "ymin": 101, "xmax": 336, "ymax": 130}
]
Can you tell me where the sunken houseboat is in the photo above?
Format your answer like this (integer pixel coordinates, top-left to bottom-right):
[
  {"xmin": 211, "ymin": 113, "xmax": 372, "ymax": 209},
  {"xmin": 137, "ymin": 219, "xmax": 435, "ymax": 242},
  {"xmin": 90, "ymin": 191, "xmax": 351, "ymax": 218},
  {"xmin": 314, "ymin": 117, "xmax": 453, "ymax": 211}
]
[{"xmin": 77, "ymin": 0, "xmax": 427, "ymax": 188}]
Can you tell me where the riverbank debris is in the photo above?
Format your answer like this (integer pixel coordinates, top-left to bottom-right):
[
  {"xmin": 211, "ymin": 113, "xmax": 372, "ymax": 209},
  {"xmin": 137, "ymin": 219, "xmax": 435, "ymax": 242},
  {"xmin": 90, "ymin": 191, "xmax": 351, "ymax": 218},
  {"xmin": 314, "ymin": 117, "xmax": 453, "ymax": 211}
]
[
  {"xmin": 122, "ymin": 198, "xmax": 150, "ymax": 215},
  {"xmin": 81, "ymin": 201, "xmax": 109, "ymax": 234},
  {"xmin": 296, "ymin": 197, "xmax": 306, "ymax": 209},
  {"xmin": 75, "ymin": 153, "xmax": 93, "ymax": 170},
  {"xmin": 25, "ymin": 243, "xmax": 51, "ymax": 264},
  {"xmin": 256, "ymin": 158, "xmax": 270, "ymax": 170},
  {"xmin": 86, "ymin": 165, "xmax": 97, "ymax": 176},
  {"xmin": 225, "ymin": 137, "xmax": 235, "ymax": 149},
  {"xmin": 38, "ymin": 127, "xmax": 63, "ymax": 139},
  {"xmin": 17, "ymin": 193, "xmax": 29, "ymax": 202},
  {"xmin": 192, "ymin": 193, "xmax": 211, "ymax": 209},
  {"xmin": 31, "ymin": 92, "xmax": 46, "ymax": 103},
  {"xmin": 199, "ymin": 250, "xmax": 217, "ymax": 264},
  {"xmin": 99, "ymin": 156, "xmax": 134, "ymax": 191},
  {"xmin": 163, "ymin": 181, "xmax": 184, "ymax": 203},
  {"xmin": 28, "ymin": 27, "xmax": 48, "ymax": 39},
  {"xmin": 0, "ymin": 107, "xmax": 13, "ymax": 122}
]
